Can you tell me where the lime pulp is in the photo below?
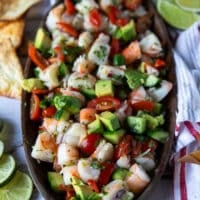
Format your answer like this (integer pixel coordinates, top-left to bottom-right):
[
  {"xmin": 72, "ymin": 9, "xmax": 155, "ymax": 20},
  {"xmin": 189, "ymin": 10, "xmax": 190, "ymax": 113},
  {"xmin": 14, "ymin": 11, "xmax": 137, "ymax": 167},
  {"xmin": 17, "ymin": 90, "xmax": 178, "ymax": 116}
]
[
  {"xmin": 157, "ymin": 0, "xmax": 200, "ymax": 29},
  {"xmin": 175, "ymin": 0, "xmax": 200, "ymax": 12},
  {"xmin": 0, "ymin": 154, "xmax": 15, "ymax": 185},
  {"xmin": 0, "ymin": 141, "xmax": 4, "ymax": 158},
  {"xmin": 0, "ymin": 171, "xmax": 33, "ymax": 200}
]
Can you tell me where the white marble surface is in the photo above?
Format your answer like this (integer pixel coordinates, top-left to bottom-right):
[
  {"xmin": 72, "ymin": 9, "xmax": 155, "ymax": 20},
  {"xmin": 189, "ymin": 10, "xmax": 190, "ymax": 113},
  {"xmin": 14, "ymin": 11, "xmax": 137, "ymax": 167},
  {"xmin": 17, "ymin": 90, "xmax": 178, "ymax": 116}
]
[{"xmin": 0, "ymin": 0, "xmax": 173, "ymax": 199}]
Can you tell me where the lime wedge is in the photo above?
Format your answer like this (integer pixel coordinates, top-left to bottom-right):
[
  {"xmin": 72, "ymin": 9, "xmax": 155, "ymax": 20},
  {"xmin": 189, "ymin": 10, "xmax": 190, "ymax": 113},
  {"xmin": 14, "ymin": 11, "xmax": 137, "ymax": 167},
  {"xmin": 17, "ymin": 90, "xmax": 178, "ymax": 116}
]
[
  {"xmin": 0, "ymin": 171, "xmax": 33, "ymax": 200},
  {"xmin": 0, "ymin": 154, "xmax": 15, "ymax": 185},
  {"xmin": 175, "ymin": 0, "xmax": 200, "ymax": 12},
  {"xmin": 157, "ymin": 0, "xmax": 200, "ymax": 29},
  {"xmin": 0, "ymin": 141, "xmax": 4, "ymax": 158}
]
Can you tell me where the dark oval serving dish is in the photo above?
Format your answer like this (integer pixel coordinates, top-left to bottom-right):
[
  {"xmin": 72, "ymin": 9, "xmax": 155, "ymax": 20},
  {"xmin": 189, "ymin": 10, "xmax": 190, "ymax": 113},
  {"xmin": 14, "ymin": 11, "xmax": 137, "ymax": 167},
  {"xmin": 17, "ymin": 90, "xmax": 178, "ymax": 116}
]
[{"xmin": 21, "ymin": 1, "xmax": 176, "ymax": 199}]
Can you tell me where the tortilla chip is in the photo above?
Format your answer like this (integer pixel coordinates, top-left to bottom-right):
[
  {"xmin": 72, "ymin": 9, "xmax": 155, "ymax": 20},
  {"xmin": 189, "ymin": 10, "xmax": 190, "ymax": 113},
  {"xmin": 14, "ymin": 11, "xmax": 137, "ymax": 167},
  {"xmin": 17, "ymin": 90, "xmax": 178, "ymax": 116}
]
[
  {"xmin": 0, "ymin": 39, "xmax": 23, "ymax": 99},
  {"xmin": 0, "ymin": 0, "xmax": 41, "ymax": 20},
  {"xmin": 179, "ymin": 149, "xmax": 200, "ymax": 165},
  {"xmin": 0, "ymin": 18, "xmax": 25, "ymax": 48}
]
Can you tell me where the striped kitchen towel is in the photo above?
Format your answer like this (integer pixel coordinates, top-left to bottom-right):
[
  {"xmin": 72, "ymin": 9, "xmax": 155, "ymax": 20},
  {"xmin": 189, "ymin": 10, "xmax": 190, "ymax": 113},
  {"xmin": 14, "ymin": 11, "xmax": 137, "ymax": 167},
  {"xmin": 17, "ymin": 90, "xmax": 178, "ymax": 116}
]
[{"xmin": 173, "ymin": 21, "xmax": 200, "ymax": 200}]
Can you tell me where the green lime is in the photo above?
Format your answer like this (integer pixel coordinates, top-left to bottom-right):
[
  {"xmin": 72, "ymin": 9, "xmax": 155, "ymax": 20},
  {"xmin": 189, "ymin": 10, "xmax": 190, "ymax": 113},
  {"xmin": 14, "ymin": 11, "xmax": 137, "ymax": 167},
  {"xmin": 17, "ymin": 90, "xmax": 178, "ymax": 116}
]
[
  {"xmin": 0, "ymin": 154, "xmax": 15, "ymax": 185},
  {"xmin": 0, "ymin": 171, "xmax": 33, "ymax": 200},
  {"xmin": 175, "ymin": 0, "xmax": 200, "ymax": 12},
  {"xmin": 157, "ymin": 0, "xmax": 200, "ymax": 29},
  {"xmin": 0, "ymin": 141, "xmax": 4, "ymax": 158}
]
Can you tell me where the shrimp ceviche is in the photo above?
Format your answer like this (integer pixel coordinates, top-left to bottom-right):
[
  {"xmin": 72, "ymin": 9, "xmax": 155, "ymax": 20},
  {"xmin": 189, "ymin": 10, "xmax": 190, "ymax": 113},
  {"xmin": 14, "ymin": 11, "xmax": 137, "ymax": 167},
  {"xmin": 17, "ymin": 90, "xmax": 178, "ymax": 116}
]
[{"xmin": 22, "ymin": 0, "xmax": 173, "ymax": 199}]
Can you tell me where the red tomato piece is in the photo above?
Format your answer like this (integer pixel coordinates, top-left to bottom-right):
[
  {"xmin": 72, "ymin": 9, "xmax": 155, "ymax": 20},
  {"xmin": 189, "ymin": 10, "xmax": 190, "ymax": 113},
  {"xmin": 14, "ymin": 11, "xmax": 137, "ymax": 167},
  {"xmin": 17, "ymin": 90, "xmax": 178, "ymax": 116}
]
[
  {"xmin": 56, "ymin": 22, "xmax": 78, "ymax": 37},
  {"xmin": 111, "ymin": 38, "xmax": 120, "ymax": 55},
  {"xmin": 54, "ymin": 46, "xmax": 65, "ymax": 62},
  {"xmin": 124, "ymin": 0, "xmax": 142, "ymax": 11},
  {"xmin": 42, "ymin": 106, "xmax": 57, "ymax": 118},
  {"xmin": 87, "ymin": 180, "xmax": 99, "ymax": 193},
  {"xmin": 32, "ymin": 89, "xmax": 49, "ymax": 95},
  {"xmin": 65, "ymin": 0, "xmax": 76, "ymax": 15},
  {"xmin": 114, "ymin": 135, "xmax": 133, "ymax": 160},
  {"xmin": 28, "ymin": 43, "xmax": 49, "ymax": 70},
  {"xmin": 131, "ymin": 100, "xmax": 154, "ymax": 112},
  {"xmin": 98, "ymin": 162, "xmax": 115, "ymax": 186},
  {"xmin": 107, "ymin": 5, "xmax": 119, "ymax": 24},
  {"xmin": 116, "ymin": 18, "xmax": 129, "ymax": 26},
  {"xmin": 87, "ymin": 96, "xmax": 121, "ymax": 112},
  {"xmin": 30, "ymin": 94, "xmax": 41, "ymax": 121},
  {"xmin": 81, "ymin": 134, "xmax": 102, "ymax": 156},
  {"xmin": 89, "ymin": 8, "xmax": 101, "ymax": 27},
  {"xmin": 154, "ymin": 59, "xmax": 166, "ymax": 69}
]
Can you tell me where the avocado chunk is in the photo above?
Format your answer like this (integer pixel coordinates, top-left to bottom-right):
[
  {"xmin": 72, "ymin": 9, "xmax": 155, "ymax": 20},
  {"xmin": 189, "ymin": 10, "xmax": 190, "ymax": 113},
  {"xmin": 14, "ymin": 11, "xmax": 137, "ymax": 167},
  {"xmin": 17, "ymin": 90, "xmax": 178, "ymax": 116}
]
[
  {"xmin": 102, "ymin": 129, "xmax": 125, "ymax": 144},
  {"xmin": 147, "ymin": 129, "xmax": 168, "ymax": 143},
  {"xmin": 125, "ymin": 69, "xmax": 147, "ymax": 89},
  {"xmin": 88, "ymin": 119, "xmax": 104, "ymax": 134},
  {"xmin": 53, "ymin": 95, "xmax": 82, "ymax": 114},
  {"xmin": 22, "ymin": 78, "xmax": 44, "ymax": 92},
  {"xmin": 71, "ymin": 177, "xmax": 101, "ymax": 200},
  {"xmin": 127, "ymin": 116, "xmax": 146, "ymax": 134},
  {"xmin": 34, "ymin": 28, "xmax": 51, "ymax": 53},
  {"xmin": 112, "ymin": 168, "xmax": 130, "ymax": 180},
  {"xmin": 145, "ymin": 74, "xmax": 160, "ymax": 87},
  {"xmin": 138, "ymin": 113, "xmax": 164, "ymax": 130},
  {"xmin": 47, "ymin": 172, "xmax": 65, "ymax": 192},
  {"xmin": 115, "ymin": 20, "xmax": 136, "ymax": 42},
  {"xmin": 95, "ymin": 80, "xmax": 114, "ymax": 97},
  {"xmin": 100, "ymin": 111, "xmax": 120, "ymax": 131}
]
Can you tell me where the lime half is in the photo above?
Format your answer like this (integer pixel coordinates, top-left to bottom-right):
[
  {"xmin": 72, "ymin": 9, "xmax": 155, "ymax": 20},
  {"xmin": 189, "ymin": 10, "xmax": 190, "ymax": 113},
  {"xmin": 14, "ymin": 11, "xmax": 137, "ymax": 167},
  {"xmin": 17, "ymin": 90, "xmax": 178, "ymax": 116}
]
[
  {"xmin": 157, "ymin": 0, "xmax": 200, "ymax": 29},
  {"xmin": 0, "ymin": 141, "xmax": 4, "ymax": 158},
  {"xmin": 175, "ymin": 0, "xmax": 200, "ymax": 12},
  {"xmin": 0, "ymin": 171, "xmax": 33, "ymax": 200},
  {"xmin": 0, "ymin": 154, "xmax": 15, "ymax": 185}
]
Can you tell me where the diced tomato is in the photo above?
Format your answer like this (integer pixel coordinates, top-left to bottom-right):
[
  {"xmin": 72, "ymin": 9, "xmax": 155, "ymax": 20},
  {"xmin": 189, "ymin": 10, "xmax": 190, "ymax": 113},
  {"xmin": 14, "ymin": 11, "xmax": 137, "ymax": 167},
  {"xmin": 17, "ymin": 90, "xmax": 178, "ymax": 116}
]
[
  {"xmin": 115, "ymin": 18, "xmax": 129, "ymax": 27},
  {"xmin": 30, "ymin": 94, "xmax": 41, "ymax": 121},
  {"xmin": 32, "ymin": 89, "xmax": 49, "ymax": 95},
  {"xmin": 54, "ymin": 46, "xmax": 65, "ymax": 62},
  {"xmin": 111, "ymin": 38, "xmax": 120, "ymax": 55},
  {"xmin": 87, "ymin": 96, "xmax": 121, "ymax": 112},
  {"xmin": 154, "ymin": 59, "xmax": 166, "ymax": 69},
  {"xmin": 56, "ymin": 22, "xmax": 78, "ymax": 37},
  {"xmin": 107, "ymin": 5, "xmax": 119, "ymax": 24},
  {"xmin": 124, "ymin": 0, "xmax": 142, "ymax": 11},
  {"xmin": 42, "ymin": 106, "xmax": 57, "ymax": 118},
  {"xmin": 80, "ymin": 134, "xmax": 102, "ymax": 156},
  {"xmin": 87, "ymin": 180, "xmax": 99, "ymax": 193},
  {"xmin": 89, "ymin": 8, "xmax": 101, "ymax": 27},
  {"xmin": 28, "ymin": 43, "xmax": 49, "ymax": 70},
  {"xmin": 132, "ymin": 138, "xmax": 158, "ymax": 158},
  {"xmin": 98, "ymin": 162, "xmax": 115, "ymax": 186},
  {"xmin": 131, "ymin": 100, "xmax": 154, "ymax": 112},
  {"xmin": 114, "ymin": 135, "xmax": 133, "ymax": 160},
  {"xmin": 65, "ymin": 0, "xmax": 76, "ymax": 15}
]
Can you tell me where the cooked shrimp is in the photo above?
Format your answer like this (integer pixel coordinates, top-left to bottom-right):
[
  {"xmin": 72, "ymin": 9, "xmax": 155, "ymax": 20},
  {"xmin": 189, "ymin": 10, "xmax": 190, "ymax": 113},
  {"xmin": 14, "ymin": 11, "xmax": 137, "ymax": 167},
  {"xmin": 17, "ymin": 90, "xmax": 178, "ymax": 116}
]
[
  {"xmin": 91, "ymin": 140, "xmax": 114, "ymax": 163},
  {"xmin": 46, "ymin": 4, "xmax": 65, "ymax": 32},
  {"xmin": 79, "ymin": 108, "xmax": 96, "ymax": 125},
  {"xmin": 62, "ymin": 123, "xmax": 87, "ymax": 147},
  {"xmin": 72, "ymin": 54, "xmax": 96, "ymax": 74},
  {"xmin": 31, "ymin": 132, "xmax": 57, "ymax": 163},
  {"xmin": 76, "ymin": 0, "xmax": 99, "ymax": 14},
  {"xmin": 129, "ymin": 86, "xmax": 148, "ymax": 105},
  {"xmin": 126, "ymin": 163, "xmax": 150, "ymax": 194},
  {"xmin": 57, "ymin": 143, "xmax": 79, "ymax": 166},
  {"xmin": 77, "ymin": 158, "xmax": 100, "ymax": 183},
  {"xmin": 61, "ymin": 165, "xmax": 80, "ymax": 185},
  {"xmin": 116, "ymin": 155, "xmax": 131, "ymax": 169},
  {"xmin": 122, "ymin": 40, "xmax": 142, "ymax": 64},
  {"xmin": 78, "ymin": 31, "xmax": 94, "ymax": 50}
]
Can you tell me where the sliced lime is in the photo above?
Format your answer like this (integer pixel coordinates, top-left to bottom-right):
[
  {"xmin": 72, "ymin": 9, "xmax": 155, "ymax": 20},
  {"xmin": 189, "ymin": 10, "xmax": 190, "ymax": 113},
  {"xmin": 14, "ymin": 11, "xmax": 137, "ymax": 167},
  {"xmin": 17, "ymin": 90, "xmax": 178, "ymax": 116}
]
[
  {"xmin": 157, "ymin": 0, "xmax": 200, "ymax": 29},
  {"xmin": 0, "ymin": 141, "xmax": 4, "ymax": 158},
  {"xmin": 175, "ymin": 0, "xmax": 200, "ymax": 12},
  {"xmin": 0, "ymin": 154, "xmax": 15, "ymax": 185},
  {"xmin": 0, "ymin": 171, "xmax": 33, "ymax": 200}
]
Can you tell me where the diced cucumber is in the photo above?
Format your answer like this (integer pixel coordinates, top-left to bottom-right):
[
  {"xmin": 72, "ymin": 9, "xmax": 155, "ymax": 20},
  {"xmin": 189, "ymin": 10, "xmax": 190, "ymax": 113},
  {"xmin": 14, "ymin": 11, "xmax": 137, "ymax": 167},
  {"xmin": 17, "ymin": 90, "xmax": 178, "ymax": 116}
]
[
  {"xmin": 54, "ymin": 109, "xmax": 70, "ymax": 121},
  {"xmin": 127, "ymin": 116, "xmax": 146, "ymax": 134},
  {"xmin": 102, "ymin": 129, "xmax": 125, "ymax": 144},
  {"xmin": 112, "ymin": 168, "xmax": 130, "ymax": 180},
  {"xmin": 81, "ymin": 88, "xmax": 96, "ymax": 99},
  {"xmin": 88, "ymin": 119, "xmax": 104, "ymax": 134},
  {"xmin": 147, "ymin": 129, "xmax": 169, "ymax": 143},
  {"xmin": 145, "ymin": 74, "xmax": 160, "ymax": 87},
  {"xmin": 152, "ymin": 103, "xmax": 162, "ymax": 115}
]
